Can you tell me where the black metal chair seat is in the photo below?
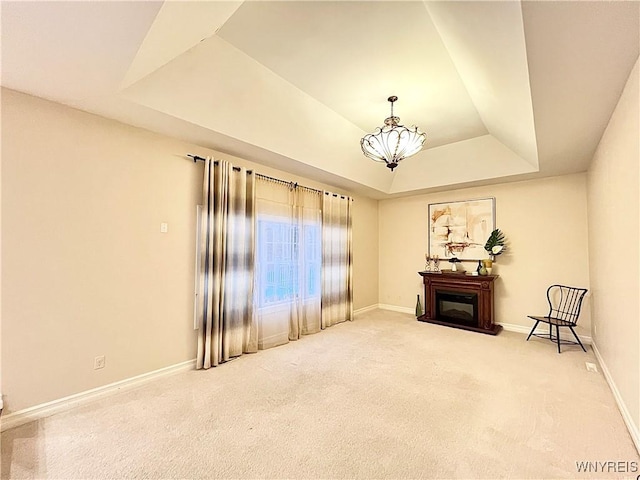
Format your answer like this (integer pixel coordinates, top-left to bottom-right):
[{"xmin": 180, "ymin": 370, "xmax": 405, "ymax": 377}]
[
  {"xmin": 527, "ymin": 316, "xmax": 575, "ymax": 327},
  {"xmin": 526, "ymin": 285, "xmax": 588, "ymax": 353}
]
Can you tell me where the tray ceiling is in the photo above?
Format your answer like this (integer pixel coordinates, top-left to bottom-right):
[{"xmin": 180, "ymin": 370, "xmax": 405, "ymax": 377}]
[{"xmin": 2, "ymin": 1, "xmax": 638, "ymax": 198}]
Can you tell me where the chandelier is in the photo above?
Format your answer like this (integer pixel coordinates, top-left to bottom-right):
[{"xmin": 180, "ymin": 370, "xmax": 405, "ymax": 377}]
[{"xmin": 360, "ymin": 96, "xmax": 426, "ymax": 171}]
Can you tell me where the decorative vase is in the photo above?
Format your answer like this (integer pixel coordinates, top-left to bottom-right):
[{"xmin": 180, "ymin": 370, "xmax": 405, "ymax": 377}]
[
  {"xmin": 415, "ymin": 294, "xmax": 423, "ymax": 317},
  {"xmin": 483, "ymin": 259, "xmax": 493, "ymax": 275},
  {"xmin": 479, "ymin": 265, "xmax": 488, "ymax": 276}
]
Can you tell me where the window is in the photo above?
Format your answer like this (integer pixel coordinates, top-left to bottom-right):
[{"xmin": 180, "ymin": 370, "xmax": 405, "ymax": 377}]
[{"xmin": 256, "ymin": 219, "xmax": 320, "ymax": 307}]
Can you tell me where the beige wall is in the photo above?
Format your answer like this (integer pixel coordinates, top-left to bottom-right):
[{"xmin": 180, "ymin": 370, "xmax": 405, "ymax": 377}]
[
  {"xmin": 379, "ymin": 174, "xmax": 591, "ymax": 332},
  {"xmin": 1, "ymin": 89, "xmax": 379, "ymax": 414},
  {"xmin": 587, "ymin": 58, "xmax": 639, "ymax": 431},
  {"xmin": 351, "ymin": 195, "xmax": 379, "ymax": 310}
]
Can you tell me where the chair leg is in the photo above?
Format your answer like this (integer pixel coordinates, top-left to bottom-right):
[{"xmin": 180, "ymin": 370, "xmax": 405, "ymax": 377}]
[
  {"xmin": 556, "ymin": 325, "xmax": 561, "ymax": 353},
  {"xmin": 526, "ymin": 320, "xmax": 540, "ymax": 341},
  {"xmin": 569, "ymin": 326, "xmax": 587, "ymax": 352}
]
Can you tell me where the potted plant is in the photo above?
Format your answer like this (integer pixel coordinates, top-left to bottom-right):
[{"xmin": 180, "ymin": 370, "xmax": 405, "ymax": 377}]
[{"xmin": 484, "ymin": 229, "xmax": 506, "ymax": 273}]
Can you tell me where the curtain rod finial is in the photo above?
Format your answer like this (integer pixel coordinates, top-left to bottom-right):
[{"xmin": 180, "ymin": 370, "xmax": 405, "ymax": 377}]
[{"xmin": 187, "ymin": 153, "xmax": 206, "ymax": 163}]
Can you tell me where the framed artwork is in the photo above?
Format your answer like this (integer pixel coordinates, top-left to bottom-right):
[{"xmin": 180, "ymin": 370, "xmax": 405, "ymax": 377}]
[{"xmin": 428, "ymin": 197, "xmax": 495, "ymax": 261}]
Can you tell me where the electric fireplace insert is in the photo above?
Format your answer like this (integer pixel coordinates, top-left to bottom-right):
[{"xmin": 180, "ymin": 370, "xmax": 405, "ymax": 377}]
[{"xmin": 436, "ymin": 290, "xmax": 478, "ymax": 327}]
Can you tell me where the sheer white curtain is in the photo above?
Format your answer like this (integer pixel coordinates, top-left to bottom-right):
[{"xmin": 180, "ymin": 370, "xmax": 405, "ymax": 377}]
[
  {"xmin": 196, "ymin": 159, "xmax": 257, "ymax": 369},
  {"xmin": 295, "ymin": 188, "xmax": 323, "ymax": 337},
  {"xmin": 254, "ymin": 178, "xmax": 322, "ymax": 349},
  {"xmin": 321, "ymin": 192, "xmax": 353, "ymax": 328}
]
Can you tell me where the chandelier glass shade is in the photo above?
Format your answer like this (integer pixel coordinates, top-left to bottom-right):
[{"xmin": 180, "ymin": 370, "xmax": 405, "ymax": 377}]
[{"xmin": 360, "ymin": 96, "xmax": 426, "ymax": 171}]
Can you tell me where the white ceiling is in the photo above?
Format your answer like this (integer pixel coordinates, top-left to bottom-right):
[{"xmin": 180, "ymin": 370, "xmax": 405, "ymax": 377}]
[{"xmin": 2, "ymin": 1, "xmax": 638, "ymax": 199}]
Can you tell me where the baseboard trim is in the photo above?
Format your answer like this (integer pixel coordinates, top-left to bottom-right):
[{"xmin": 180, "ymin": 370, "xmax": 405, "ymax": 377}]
[
  {"xmin": 592, "ymin": 342, "xmax": 640, "ymax": 455},
  {"xmin": 354, "ymin": 304, "xmax": 380, "ymax": 316},
  {"xmin": 0, "ymin": 359, "xmax": 196, "ymax": 432},
  {"xmin": 498, "ymin": 322, "xmax": 592, "ymax": 344},
  {"xmin": 372, "ymin": 308, "xmax": 595, "ymax": 344},
  {"xmin": 378, "ymin": 304, "xmax": 415, "ymax": 315}
]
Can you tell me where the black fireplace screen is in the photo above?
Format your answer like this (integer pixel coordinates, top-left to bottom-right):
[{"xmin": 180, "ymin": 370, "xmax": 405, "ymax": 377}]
[{"xmin": 436, "ymin": 290, "xmax": 478, "ymax": 326}]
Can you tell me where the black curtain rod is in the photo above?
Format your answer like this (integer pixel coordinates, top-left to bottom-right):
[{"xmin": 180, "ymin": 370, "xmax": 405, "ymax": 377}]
[{"xmin": 187, "ymin": 153, "xmax": 352, "ymax": 201}]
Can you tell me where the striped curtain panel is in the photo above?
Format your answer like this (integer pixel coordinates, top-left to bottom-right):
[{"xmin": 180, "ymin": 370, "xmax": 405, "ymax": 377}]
[
  {"xmin": 196, "ymin": 159, "xmax": 258, "ymax": 369},
  {"xmin": 321, "ymin": 192, "xmax": 353, "ymax": 328}
]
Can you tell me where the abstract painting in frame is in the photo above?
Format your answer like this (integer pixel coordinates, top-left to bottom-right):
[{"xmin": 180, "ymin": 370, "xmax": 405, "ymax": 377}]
[{"xmin": 428, "ymin": 197, "xmax": 495, "ymax": 261}]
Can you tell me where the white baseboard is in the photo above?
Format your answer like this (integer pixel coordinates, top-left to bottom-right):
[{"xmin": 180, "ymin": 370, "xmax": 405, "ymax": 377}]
[
  {"xmin": 373, "ymin": 306, "xmax": 595, "ymax": 346},
  {"xmin": 0, "ymin": 359, "xmax": 196, "ymax": 432},
  {"xmin": 378, "ymin": 304, "xmax": 415, "ymax": 315},
  {"xmin": 354, "ymin": 304, "xmax": 380, "ymax": 316},
  {"xmin": 499, "ymin": 322, "xmax": 592, "ymax": 345},
  {"xmin": 592, "ymin": 342, "xmax": 640, "ymax": 455},
  {"xmin": 372, "ymin": 308, "xmax": 595, "ymax": 344}
]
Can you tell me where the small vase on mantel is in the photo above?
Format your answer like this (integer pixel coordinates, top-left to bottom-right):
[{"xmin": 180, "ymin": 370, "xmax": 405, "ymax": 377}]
[{"xmin": 483, "ymin": 258, "xmax": 493, "ymax": 275}]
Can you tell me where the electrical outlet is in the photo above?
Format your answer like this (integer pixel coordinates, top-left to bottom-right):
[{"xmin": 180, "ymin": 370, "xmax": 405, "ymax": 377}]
[
  {"xmin": 94, "ymin": 355, "xmax": 106, "ymax": 370},
  {"xmin": 585, "ymin": 362, "xmax": 598, "ymax": 373}
]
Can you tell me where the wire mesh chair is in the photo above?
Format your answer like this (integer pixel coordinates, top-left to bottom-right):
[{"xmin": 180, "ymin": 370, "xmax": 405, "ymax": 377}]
[{"xmin": 526, "ymin": 285, "xmax": 588, "ymax": 353}]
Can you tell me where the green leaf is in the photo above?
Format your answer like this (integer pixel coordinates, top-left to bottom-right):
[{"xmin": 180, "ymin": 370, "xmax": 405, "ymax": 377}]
[{"xmin": 484, "ymin": 228, "xmax": 506, "ymax": 253}]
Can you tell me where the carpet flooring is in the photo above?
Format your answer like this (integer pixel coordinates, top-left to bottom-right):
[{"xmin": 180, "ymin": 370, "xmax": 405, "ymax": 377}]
[{"xmin": 1, "ymin": 309, "xmax": 638, "ymax": 479}]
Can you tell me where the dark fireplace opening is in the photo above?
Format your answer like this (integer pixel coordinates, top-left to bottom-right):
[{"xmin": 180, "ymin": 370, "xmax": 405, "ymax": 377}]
[{"xmin": 436, "ymin": 290, "xmax": 478, "ymax": 327}]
